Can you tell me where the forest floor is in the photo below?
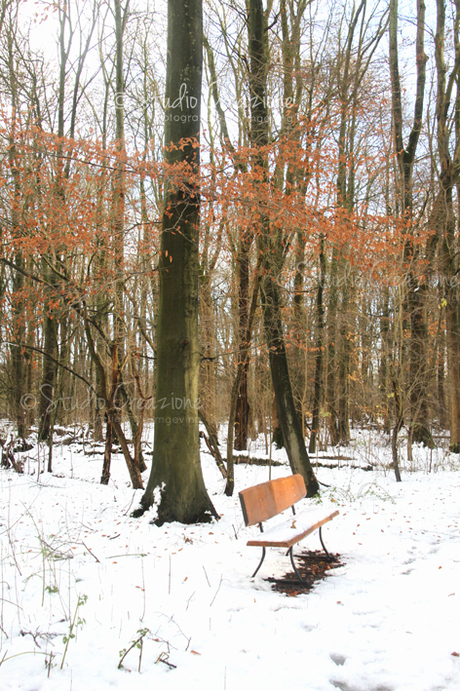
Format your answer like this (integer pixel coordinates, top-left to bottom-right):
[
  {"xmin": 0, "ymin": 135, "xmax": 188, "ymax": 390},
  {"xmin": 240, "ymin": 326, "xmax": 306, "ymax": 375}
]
[{"xmin": 0, "ymin": 423, "xmax": 459, "ymax": 691}]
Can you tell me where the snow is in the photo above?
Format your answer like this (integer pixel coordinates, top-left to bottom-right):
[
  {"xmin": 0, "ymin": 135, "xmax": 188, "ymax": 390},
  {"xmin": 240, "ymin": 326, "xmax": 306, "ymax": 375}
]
[{"xmin": 1, "ymin": 428, "xmax": 460, "ymax": 691}]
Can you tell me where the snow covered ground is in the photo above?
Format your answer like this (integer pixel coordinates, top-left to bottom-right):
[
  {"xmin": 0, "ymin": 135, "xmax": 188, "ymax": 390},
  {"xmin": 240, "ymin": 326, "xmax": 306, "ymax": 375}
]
[{"xmin": 0, "ymin": 427, "xmax": 459, "ymax": 691}]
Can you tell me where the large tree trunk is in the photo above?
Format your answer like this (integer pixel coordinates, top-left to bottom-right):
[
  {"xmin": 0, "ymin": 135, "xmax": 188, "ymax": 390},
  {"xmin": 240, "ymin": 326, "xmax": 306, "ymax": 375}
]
[{"xmin": 136, "ymin": 0, "xmax": 217, "ymax": 524}]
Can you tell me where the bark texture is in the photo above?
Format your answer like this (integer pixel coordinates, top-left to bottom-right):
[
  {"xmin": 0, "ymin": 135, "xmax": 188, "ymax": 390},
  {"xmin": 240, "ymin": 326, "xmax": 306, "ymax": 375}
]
[{"xmin": 137, "ymin": 0, "xmax": 217, "ymax": 524}]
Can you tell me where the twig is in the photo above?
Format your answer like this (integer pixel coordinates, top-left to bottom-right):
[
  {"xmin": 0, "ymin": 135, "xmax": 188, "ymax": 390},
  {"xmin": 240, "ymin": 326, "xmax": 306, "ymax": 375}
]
[
  {"xmin": 140, "ymin": 559, "xmax": 146, "ymax": 622},
  {"xmin": 168, "ymin": 555, "xmax": 171, "ymax": 595},
  {"xmin": 60, "ymin": 595, "xmax": 87, "ymax": 670},
  {"xmin": 202, "ymin": 566, "xmax": 211, "ymax": 587},
  {"xmin": 46, "ymin": 651, "xmax": 56, "ymax": 677},
  {"xmin": 138, "ymin": 637, "xmax": 143, "ymax": 673},
  {"xmin": 6, "ymin": 529, "xmax": 22, "ymax": 576},
  {"xmin": 82, "ymin": 542, "xmax": 100, "ymax": 563},
  {"xmin": 156, "ymin": 652, "xmax": 177, "ymax": 669},
  {"xmin": 185, "ymin": 592, "xmax": 195, "ymax": 611},
  {"xmin": 210, "ymin": 575, "xmax": 223, "ymax": 607},
  {"xmin": 122, "ymin": 493, "xmax": 136, "ymax": 516},
  {"xmin": 118, "ymin": 628, "xmax": 150, "ymax": 670},
  {"xmin": 0, "ymin": 650, "xmax": 49, "ymax": 667}
]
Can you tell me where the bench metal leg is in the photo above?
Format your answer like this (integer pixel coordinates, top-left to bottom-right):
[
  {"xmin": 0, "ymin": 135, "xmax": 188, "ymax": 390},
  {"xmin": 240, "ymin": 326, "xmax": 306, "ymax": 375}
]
[
  {"xmin": 287, "ymin": 546, "xmax": 305, "ymax": 582},
  {"xmin": 251, "ymin": 547, "xmax": 266, "ymax": 578},
  {"xmin": 319, "ymin": 526, "xmax": 333, "ymax": 561},
  {"xmin": 251, "ymin": 527, "xmax": 334, "ymax": 580}
]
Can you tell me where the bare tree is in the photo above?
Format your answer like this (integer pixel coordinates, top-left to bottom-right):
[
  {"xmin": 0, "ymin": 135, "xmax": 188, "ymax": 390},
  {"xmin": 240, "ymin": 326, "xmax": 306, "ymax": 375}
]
[{"xmin": 389, "ymin": 0, "xmax": 433, "ymax": 449}]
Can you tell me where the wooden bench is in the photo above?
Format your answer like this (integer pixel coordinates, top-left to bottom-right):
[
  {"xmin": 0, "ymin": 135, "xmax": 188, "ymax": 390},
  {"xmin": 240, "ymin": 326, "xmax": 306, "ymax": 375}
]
[{"xmin": 239, "ymin": 474, "xmax": 339, "ymax": 581}]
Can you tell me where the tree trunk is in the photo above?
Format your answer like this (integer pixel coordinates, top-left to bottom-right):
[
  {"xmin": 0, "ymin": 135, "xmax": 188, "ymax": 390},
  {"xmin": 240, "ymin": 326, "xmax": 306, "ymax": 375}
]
[
  {"xmin": 38, "ymin": 263, "xmax": 58, "ymax": 442},
  {"xmin": 6, "ymin": 27, "xmax": 26, "ymax": 438},
  {"xmin": 225, "ymin": 266, "xmax": 261, "ymax": 495},
  {"xmin": 137, "ymin": 0, "xmax": 217, "ymax": 524},
  {"xmin": 101, "ymin": 415, "xmax": 112, "ymax": 485},
  {"xmin": 389, "ymin": 0, "xmax": 433, "ymax": 448},
  {"xmin": 433, "ymin": 0, "xmax": 460, "ymax": 450},
  {"xmin": 327, "ymin": 248, "xmax": 340, "ymax": 445},
  {"xmin": 200, "ymin": 247, "xmax": 218, "ymax": 439},
  {"xmin": 261, "ymin": 275, "xmax": 318, "ymax": 492},
  {"xmin": 234, "ymin": 232, "xmax": 252, "ymax": 450},
  {"xmin": 309, "ymin": 235, "xmax": 326, "ymax": 454},
  {"xmin": 38, "ymin": 3, "xmax": 70, "ymax": 440},
  {"xmin": 446, "ymin": 307, "xmax": 460, "ymax": 451},
  {"xmin": 248, "ymin": 0, "xmax": 318, "ymax": 495}
]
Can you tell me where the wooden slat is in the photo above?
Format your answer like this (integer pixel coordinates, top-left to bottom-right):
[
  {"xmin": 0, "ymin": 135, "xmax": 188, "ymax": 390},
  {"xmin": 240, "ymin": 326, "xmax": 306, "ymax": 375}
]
[
  {"xmin": 246, "ymin": 509, "xmax": 339, "ymax": 548},
  {"xmin": 238, "ymin": 474, "xmax": 307, "ymax": 526}
]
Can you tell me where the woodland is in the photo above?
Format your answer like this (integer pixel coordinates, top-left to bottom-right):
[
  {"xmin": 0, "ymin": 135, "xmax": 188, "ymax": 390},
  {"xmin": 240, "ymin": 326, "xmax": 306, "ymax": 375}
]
[{"xmin": 1, "ymin": 0, "xmax": 460, "ymax": 522}]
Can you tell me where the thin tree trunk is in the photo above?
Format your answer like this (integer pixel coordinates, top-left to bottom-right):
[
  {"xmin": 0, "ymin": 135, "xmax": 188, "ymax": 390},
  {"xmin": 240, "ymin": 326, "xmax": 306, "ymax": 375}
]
[
  {"xmin": 6, "ymin": 26, "xmax": 26, "ymax": 438},
  {"xmin": 389, "ymin": 0, "xmax": 433, "ymax": 448},
  {"xmin": 199, "ymin": 409, "xmax": 226, "ymax": 479},
  {"xmin": 433, "ymin": 0, "xmax": 460, "ymax": 450},
  {"xmin": 200, "ymin": 245, "xmax": 218, "ymax": 439},
  {"xmin": 309, "ymin": 235, "xmax": 326, "ymax": 454},
  {"xmin": 225, "ymin": 266, "xmax": 261, "ymax": 495},
  {"xmin": 234, "ymin": 231, "xmax": 252, "ymax": 450},
  {"xmin": 248, "ymin": 0, "xmax": 318, "ymax": 495},
  {"xmin": 84, "ymin": 312, "xmax": 144, "ymax": 489},
  {"xmin": 38, "ymin": 3, "xmax": 70, "ymax": 440},
  {"xmin": 38, "ymin": 262, "xmax": 58, "ymax": 442},
  {"xmin": 327, "ymin": 248, "xmax": 340, "ymax": 446},
  {"xmin": 101, "ymin": 415, "xmax": 112, "ymax": 485}
]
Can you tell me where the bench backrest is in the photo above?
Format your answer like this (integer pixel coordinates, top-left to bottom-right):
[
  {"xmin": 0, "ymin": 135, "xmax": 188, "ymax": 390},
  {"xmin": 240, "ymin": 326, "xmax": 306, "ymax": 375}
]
[{"xmin": 239, "ymin": 474, "xmax": 307, "ymax": 527}]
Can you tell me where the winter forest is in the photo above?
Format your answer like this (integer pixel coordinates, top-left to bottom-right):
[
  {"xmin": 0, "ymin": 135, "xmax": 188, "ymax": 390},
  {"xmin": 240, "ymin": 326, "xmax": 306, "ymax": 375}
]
[
  {"xmin": 1, "ymin": 0, "xmax": 459, "ymax": 495},
  {"xmin": 1, "ymin": 0, "xmax": 460, "ymax": 689}
]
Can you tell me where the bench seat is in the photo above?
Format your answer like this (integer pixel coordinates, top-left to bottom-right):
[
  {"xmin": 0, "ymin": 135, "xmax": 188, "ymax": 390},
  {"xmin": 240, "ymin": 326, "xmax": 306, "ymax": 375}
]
[{"xmin": 246, "ymin": 506, "xmax": 339, "ymax": 548}]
